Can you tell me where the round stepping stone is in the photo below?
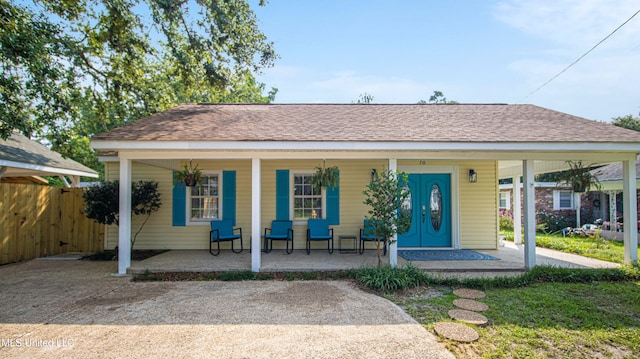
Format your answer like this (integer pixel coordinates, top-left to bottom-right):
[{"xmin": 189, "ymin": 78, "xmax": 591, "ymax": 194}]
[
  {"xmin": 453, "ymin": 298, "xmax": 489, "ymax": 312},
  {"xmin": 434, "ymin": 322, "xmax": 479, "ymax": 342},
  {"xmin": 453, "ymin": 288, "xmax": 486, "ymax": 299},
  {"xmin": 448, "ymin": 309, "xmax": 489, "ymax": 326}
]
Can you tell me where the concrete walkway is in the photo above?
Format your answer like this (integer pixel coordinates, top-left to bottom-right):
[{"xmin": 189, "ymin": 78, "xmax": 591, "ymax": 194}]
[{"xmin": 0, "ymin": 260, "xmax": 455, "ymax": 359}]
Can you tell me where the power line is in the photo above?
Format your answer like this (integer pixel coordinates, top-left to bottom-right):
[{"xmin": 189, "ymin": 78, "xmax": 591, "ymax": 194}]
[{"xmin": 524, "ymin": 8, "xmax": 640, "ymax": 100}]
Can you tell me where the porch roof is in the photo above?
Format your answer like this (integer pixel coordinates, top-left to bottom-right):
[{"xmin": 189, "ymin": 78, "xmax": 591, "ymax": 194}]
[
  {"xmin": 1, "ymin": 132, "xmax": 98, "ymax": 179},
  {"xmin": 91, "ymin": 103, "xmax": 640, "ymax": 147}
]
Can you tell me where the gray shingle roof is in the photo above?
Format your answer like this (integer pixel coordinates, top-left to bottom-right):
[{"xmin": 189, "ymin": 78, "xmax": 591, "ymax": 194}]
[
  {"xmin": 592, "ymin": 156, "xmax": 640, "ymax": 181},
  {"xmin": 91, "ymin": 103, "xmax": 640, "ymax": 143},
  {"xmin": 0, "ymin": 133, "xmax": 98, "ymax": 177}
]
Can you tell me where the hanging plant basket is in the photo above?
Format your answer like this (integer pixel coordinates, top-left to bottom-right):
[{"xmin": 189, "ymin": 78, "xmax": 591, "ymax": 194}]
[
  {"xmin": 558, "ymin": 161, "xmax": 601, "ymax": 193},
  {"xmin": 311, "ymin": 161, "xmax": 339, "ymax": 191},
  {"xmin": 174, "ymin": 160, "xmax": 203, "ymax": 188}
]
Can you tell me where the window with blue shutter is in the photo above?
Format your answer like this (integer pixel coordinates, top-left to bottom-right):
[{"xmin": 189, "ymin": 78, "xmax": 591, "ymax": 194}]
[{"xmin": 172, "ymin": 170, "xmax": 236, "ymax": 226}]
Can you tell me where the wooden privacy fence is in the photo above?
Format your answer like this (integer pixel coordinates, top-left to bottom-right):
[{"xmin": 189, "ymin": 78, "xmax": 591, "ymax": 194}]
[{"xmin": 0, "ymin": 183, "xmax": 104, "ymax": 265}]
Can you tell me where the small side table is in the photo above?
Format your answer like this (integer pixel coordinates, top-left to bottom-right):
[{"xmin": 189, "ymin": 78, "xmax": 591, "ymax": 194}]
[{"xmin": 338, "ymin": 235, "xmax": 357, "ymax": 253}]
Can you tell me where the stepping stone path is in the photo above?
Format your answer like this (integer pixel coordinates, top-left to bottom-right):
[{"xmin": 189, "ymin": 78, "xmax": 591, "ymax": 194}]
[
  {"xmin": 453, "ymin": 288, "xmax": 486, "ymax": 299},
  {"xmin": 434, "ymin": 288, "xmax": 489, "ymax": 343},
  {"xmin": 452, "ymin": 298, "xmax": 489, "ymax": 312},
  {"xmin": 448, "ymin": 309, "xmax": 488, "ymax": 326},
  {"xmin": 433, "ymin": 322, "xmax": 479, "ymax": 343}
]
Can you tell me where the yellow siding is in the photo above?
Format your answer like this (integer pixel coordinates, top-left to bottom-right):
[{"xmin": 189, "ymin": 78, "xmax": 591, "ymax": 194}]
[
  {"xmin": 261, "ymin": 159, "xmax": 386, "ymax": 250},
  {"xmin": 458, "ymin": 161, "xmax": 498, "ymax": 249},
  {"xmin": 105, "ymin": 160, "xmax": 253, "ymax": 250},
  {"xmin": 106, "ymin": 158, "xmax": 498, "ymax": 251}
]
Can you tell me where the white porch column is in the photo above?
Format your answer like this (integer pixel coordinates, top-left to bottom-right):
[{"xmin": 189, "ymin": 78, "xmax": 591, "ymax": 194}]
[
  {"xmin": 608, "ymin": 190, "xmax": 619, "ymax": 231},
  {"xmin": 523, "ymin": 160, "xmax": 536, "ymax": 269},
  {"xmin": 251, "ymin": 158, "xmax": 262, "ymax": 272},
  {"xmin": 512, "ymin": 176, "xmax": 522, "ymax": 244},
  {"xmin": 388, "ymin": 158, "xmax": 398, "ymax": 268},
  {"xmin": 622, "ymin": 158, "xmax": 638, "ymax": 264},
  {"xmin": 118, "ymin": 158, "xmax": 132, "ymax": 275}
]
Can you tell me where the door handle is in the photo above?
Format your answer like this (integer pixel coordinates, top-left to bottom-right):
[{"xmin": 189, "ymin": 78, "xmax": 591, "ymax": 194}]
[{"xmin": 421, "ymin": 205, "xmax": 426, "ymax": 223}]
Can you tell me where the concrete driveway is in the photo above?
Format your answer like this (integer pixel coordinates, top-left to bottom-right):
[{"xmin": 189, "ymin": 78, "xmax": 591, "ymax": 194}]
[{"xmin": 0, "ymin": 260, "xmax": 454, "ymax": 359}]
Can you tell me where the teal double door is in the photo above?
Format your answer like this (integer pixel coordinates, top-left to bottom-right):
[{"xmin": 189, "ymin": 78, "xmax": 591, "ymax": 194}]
[{"xmin": 398, "ymin": 174, "xmax": 452, "ymax": 247}]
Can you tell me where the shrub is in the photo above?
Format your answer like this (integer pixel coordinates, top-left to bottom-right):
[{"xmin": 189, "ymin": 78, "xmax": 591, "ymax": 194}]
[
  {"xmin": 499, "ymin": 209, "xmax": 514, "ymax": 230},
  {"xmin": 536, "ymin": 210, "xmax": 574, "ymax": 233},
  {"xmin": 354, "ymin": 263, "xmax": 427, "ymax": 292}
]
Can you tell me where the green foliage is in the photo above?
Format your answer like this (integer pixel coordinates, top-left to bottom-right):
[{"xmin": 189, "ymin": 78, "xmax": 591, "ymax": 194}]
[
  {"xmin": 393, "ymin": 281, "xmax": 640, "ymax": 358},
  {"xmin": 499, "ymin": 209, "xmax": 514, "ymax": 230},
  {"xmin": 1, "ymin": 0, "xmax": 278, "ymax": 176},
  {"xmin": 173, "ymin": 160, "xmax": 203, "ymax": 187},
  {"xmin": 557, "ymin": 161, "xmax": 601, "ymax": 193},
  {"xmin": 354, "ymin": 92, "xmax": 374, "ymax": 104},
  {"xmin": 354, "ymin": 264, "xmax": 427, "ymax": 292},
  {"xmin": 418, "ymin": 90, "xmax": 458, "ymax": 104},
  {"xmin": 362, "ymin": 170, "xmax": 412, "ymax": 267},
  {"xmin": 310, "ymin": 162, "xmax": 339, "ymax": 191},
  {"xmin": 217, "ymin": 270, "xmax": 256, "ymax": 281},
  {"xmin": 611, "ymin": 112, "xmax": 640, "ymax": 132},
  {"xmin": 83, "ymin": 180, "xmax": 162, "ymax": 249},
  {"xmin": 536, "ymin": 210, "xmax": 575, "ymax": 233}
]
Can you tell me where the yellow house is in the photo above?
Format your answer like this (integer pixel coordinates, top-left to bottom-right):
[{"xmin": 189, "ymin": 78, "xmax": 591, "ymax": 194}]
[{"xmin": 91, "ymin": 104, "xmax": 640, "ymax": 274}]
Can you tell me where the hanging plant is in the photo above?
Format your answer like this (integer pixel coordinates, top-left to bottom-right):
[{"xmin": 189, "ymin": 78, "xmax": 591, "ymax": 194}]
[
  {"xmin": 558, "ymin": 161, "xmax": 601, "ymax": 193},
  {"xmin": 173, "ymin": 160, "xmax": 203, "ymax": 187},
  {"xmin": 311, "ymin": 161, "xmax": 339, "ymax": 191}
]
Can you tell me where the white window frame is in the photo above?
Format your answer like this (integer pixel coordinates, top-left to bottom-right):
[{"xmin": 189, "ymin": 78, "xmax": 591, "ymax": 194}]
[
  {"xmin": 187, "ymin": 171, "xmax": 223, "ymax": 225},
  {"xmin": 499, "ymin": 191, "xmax": 511, "ymax": 210},
  {"xmin": 291, "ymin": 171, "xmax": 326, "ymax": 224},
  {"xmin": 553, "ymin": 189, "xmax": 574, "ymax": 210}
]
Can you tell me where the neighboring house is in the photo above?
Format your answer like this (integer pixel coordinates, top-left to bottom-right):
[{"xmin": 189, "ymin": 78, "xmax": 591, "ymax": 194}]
[
  {"xmin": 500, "ymin": 182, "xmax": 602, "ymax": 229},
  {"xmin": 90, "ymin": 103, "xmax": 640, "ymax": 274},
  {"xmin": 0, "ymin": 132, "xmax": 98, "ymax": 186},
  {"xmin": 589, "ymin": 157, "xmax": 640, "ymax": 231}
]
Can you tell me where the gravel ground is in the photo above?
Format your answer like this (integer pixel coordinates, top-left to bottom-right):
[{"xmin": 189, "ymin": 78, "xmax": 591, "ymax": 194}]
[{"xmin": 0, "ymin": 260, "xmax": 454, "ymax": 358}]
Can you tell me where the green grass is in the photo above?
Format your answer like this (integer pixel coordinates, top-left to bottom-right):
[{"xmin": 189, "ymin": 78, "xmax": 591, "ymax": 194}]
[
  {"xmin": 391, "ymin": 281, "xmax": 640, "ymax": 358},
  {"xmin": 501, "ymin": 230, "xmax": 639, "ymax": 264}
]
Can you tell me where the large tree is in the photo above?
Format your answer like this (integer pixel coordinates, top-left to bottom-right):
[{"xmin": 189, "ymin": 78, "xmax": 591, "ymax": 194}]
[{"xmin": 1, "ymin": 0, "xmax": 277, "ymax": 176}]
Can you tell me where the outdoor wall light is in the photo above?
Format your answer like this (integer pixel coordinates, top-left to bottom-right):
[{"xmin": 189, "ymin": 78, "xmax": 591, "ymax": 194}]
[
  {"xmin": 468, "ymin": 169, "xmax": 477, "ymax": 183},
  {"xmin": 370, "ymin": 168, "xmax": 377, "ymax": 182}
]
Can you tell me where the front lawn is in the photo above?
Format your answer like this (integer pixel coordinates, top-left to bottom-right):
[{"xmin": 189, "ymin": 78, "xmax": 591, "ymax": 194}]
[
  {"xmin": 501, "ymin": 230, "xmax": 639, "ymax": 264},
  {"xmin": 391, "ymin": 281, "xmax": 640, "ymax": 358}
]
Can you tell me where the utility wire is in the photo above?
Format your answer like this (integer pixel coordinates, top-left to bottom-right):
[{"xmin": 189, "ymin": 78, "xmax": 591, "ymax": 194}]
[{"xmin": 524, "ymin": 8, "xmax": 640, "ymax": 99}]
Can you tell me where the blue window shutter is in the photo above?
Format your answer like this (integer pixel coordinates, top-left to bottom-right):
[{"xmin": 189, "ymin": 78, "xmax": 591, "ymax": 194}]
[
  {"xmin": 223, "ymin": 171, "xmax": 236, "ymax": 226},
  {"xmin": 276, "ymin": 170, "xmax": 290, "ymax": 220},
  {"xmin": 172, "ymin": 172, "xmax": 186, "ymax": 226},
  {"xmin": 326, "ymin": 170, "xmax": 340, "ymax": 225}
]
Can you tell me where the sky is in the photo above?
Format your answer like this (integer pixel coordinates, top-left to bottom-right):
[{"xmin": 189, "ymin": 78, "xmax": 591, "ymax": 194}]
[{"xmin": 250, "ymin": 0, "xmax": 640, "ymax": 122}]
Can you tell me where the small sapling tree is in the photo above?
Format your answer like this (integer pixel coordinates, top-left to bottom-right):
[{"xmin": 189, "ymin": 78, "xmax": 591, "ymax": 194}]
[{"xmin": 362, "ymin": 170, "xmax": 412, "ymax": 267}]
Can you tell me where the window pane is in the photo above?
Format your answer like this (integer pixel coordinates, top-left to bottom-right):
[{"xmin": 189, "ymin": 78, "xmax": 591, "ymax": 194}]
[
  {"xmin": 559, "ymin": 191, "xmax": 572, "ymax": 208},
  {"xmin": 190, "ymin": 174, "xmax": 220, "ymax": 221},
  {"xmin": 293, "ymin": 174, "xmax": 323, "ymax": 219}
]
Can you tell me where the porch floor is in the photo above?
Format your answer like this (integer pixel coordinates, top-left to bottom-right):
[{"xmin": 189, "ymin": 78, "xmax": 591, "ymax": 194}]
[{"xmin": 128, "ymin": 241, "xmax": 620, "ymax": 276}]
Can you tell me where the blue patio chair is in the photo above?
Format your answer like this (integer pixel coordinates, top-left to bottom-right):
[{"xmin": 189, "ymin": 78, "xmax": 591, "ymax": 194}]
[
  {"xmin": 359, "ymin": 219, "xmax": 386, "ymax": 256},
  {"xmin": 209, "ymin": 219, "xmax": 243, "ymax": 256},
  {"xmin": 306, "ymin": 218, "xmax": 334, "ymax": 254},
  {"xmin": 264, "ymin": 220, "xmax": 294, "ymax": 254}
]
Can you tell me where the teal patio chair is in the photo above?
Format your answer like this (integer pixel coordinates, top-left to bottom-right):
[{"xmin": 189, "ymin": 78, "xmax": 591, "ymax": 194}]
[
  {"xmin": 264, "ymin": 220, "xmax": 294, "ymax": 254},
  {"xmin": 209, "ymin": 219, "xmax": 243, "ymax": 256},
  {"xmin": 359, "ymin": 219, "xmax": 386, "ymax": 256},
  {"xmin": 306, "ymin": 218, "xmax": 334, "ymax": 254}
]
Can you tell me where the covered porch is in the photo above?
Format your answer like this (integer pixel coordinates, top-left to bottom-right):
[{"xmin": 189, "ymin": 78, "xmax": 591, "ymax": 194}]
[{"xmin": 127, "ymin": 241, "xmax": 621, "ymax": 275}]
